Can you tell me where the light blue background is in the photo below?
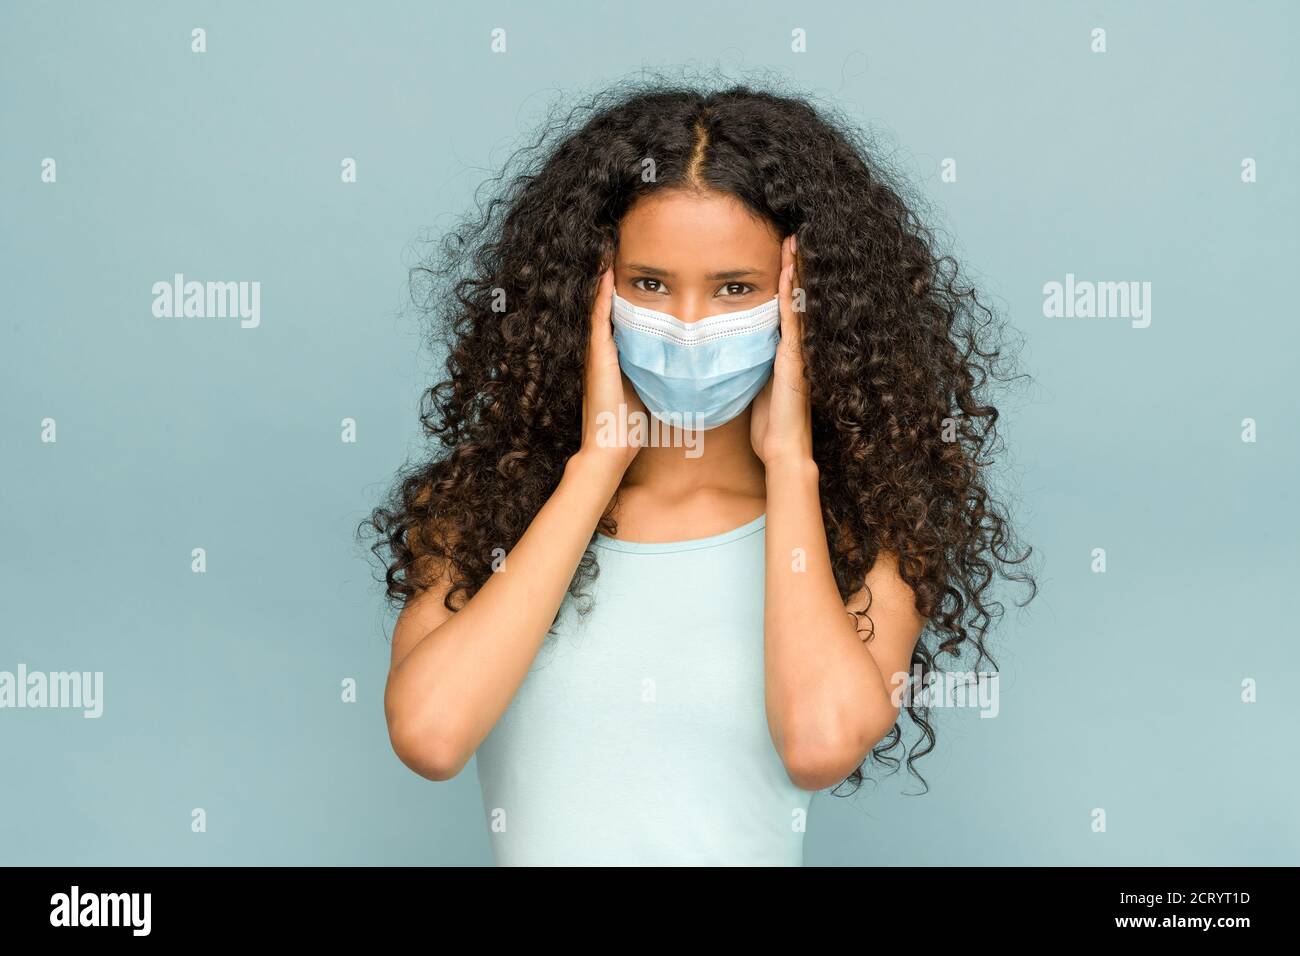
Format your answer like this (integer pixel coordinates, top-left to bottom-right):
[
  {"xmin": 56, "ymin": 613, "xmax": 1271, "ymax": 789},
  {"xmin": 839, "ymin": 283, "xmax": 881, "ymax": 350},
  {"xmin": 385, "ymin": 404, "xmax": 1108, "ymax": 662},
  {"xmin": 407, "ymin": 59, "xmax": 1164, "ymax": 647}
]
[{"xmin": 2, "ymin": 1, "xmax": 1296, "ymax": 865}]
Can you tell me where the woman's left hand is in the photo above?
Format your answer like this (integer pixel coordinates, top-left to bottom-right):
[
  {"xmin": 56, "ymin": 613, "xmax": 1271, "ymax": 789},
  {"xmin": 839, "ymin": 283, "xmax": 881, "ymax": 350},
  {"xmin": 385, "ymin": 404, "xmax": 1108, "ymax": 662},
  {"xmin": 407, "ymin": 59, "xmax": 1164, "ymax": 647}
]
[{"xmin": 750, "ymin": 234, "xmax": 813, "ymax": 467}]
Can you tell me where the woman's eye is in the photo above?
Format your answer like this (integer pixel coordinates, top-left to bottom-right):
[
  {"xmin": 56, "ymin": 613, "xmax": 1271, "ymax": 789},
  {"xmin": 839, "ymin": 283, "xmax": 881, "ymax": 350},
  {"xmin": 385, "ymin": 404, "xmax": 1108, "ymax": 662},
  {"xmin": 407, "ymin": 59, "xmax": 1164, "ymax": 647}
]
[
  {"xmin": 632, "ymin": 278, "xmax": 667, "ymax": 294},
  {"xmin": 718, "ymin": 282, "xmax": 756, "ymax": 297}
]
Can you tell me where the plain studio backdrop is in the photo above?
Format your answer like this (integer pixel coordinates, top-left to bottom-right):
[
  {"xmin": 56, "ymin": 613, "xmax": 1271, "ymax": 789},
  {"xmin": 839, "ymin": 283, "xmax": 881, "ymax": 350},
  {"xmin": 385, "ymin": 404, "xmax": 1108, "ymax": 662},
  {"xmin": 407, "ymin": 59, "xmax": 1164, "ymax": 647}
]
[{"xmin": 1, "ymin": 0, "xmax": 1297, "ymax": 865}]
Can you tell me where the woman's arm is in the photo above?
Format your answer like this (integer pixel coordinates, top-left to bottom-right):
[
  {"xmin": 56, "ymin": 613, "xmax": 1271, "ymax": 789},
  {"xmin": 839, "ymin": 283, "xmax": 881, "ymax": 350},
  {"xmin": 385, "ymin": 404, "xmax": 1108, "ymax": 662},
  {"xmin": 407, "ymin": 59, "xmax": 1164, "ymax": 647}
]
[
  {"xmin": 763, "ymin": 458, "xmax": 926, "ymax": 791},
  {"xmin": 384, "ymin": 268, "xmax": 639, "ymax": 781},
  {"xmin": 752, "ymin": 236, "xmax": 927, "ymax": 792}
]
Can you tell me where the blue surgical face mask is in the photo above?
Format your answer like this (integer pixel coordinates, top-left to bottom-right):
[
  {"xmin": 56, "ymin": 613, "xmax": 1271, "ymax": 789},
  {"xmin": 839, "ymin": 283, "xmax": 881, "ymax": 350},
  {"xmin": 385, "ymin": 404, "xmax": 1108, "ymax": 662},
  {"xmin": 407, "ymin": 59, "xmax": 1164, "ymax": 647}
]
[{"xmin": 611, "ymin": 291, "xmax": 780, "ymax": 430}]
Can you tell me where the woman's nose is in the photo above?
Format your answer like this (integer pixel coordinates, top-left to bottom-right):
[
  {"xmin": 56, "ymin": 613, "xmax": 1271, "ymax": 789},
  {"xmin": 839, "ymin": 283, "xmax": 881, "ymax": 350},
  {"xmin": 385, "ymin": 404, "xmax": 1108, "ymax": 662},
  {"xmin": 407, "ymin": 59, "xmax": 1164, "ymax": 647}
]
[{"xmin": 674, "ymin": 295, "xmax": 716, "ymax": 324}]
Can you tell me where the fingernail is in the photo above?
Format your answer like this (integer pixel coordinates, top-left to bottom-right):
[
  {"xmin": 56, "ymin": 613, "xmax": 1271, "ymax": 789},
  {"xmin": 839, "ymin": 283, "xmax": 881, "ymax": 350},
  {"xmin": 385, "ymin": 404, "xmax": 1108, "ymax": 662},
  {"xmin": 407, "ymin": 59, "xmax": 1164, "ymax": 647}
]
[{"xmin": 791, "ymin": 234, "xmax": 798, "ymax": 255}]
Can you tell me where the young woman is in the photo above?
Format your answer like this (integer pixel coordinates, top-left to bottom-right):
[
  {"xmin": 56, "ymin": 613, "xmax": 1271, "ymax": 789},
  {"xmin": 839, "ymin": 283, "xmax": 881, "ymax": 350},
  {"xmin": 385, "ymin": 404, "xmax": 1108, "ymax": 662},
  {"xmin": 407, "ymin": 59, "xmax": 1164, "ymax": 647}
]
[{"xmin": 366, "ymin": 83, "xmax": 1035, "ymax": 865}]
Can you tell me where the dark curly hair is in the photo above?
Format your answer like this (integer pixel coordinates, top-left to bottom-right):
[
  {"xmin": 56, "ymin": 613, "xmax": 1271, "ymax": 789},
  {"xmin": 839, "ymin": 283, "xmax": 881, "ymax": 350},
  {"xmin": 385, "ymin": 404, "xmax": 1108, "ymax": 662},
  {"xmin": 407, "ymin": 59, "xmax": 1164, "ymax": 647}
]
[{"xmin": 361, "ymin": 74, "xmax": 1037, "ymax": 796}]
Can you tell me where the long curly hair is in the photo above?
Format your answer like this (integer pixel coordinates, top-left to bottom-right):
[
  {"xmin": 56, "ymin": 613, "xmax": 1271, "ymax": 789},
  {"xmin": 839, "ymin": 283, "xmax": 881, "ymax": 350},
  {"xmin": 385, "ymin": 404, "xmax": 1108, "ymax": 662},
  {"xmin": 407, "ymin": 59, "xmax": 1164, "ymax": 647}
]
[{"xmin": 362, "ymin": 76, "xmax": 1037, "ymax": 795}]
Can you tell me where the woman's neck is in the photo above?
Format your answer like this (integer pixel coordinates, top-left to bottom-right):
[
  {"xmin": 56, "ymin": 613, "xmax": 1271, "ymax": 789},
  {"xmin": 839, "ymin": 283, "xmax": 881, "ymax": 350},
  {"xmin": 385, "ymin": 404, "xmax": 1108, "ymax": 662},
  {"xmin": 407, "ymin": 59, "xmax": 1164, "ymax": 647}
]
[{"xmin": 620, "ymin": 410, "xmax": 766, "ymax": 500}]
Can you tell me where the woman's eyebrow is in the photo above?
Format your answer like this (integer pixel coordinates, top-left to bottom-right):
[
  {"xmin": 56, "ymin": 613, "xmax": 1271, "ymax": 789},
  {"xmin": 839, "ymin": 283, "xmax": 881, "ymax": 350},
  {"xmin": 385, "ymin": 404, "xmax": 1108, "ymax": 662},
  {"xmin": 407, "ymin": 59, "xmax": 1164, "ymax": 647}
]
[
  {"xmin": 705, "ymin": 268, "xmax": 764, "ymax": 280},
  {"xmin": 624, "ymin": 262, "xmax": 764, "ymax": 280}
]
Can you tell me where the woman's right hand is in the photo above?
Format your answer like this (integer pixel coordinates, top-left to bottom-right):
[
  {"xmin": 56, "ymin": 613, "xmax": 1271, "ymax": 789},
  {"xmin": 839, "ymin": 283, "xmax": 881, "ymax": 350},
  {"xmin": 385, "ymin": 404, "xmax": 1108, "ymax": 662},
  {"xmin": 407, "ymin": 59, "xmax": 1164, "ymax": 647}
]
[{"xmin": 577, "ymin": 267, "xmax": 646, "ymax": 475}]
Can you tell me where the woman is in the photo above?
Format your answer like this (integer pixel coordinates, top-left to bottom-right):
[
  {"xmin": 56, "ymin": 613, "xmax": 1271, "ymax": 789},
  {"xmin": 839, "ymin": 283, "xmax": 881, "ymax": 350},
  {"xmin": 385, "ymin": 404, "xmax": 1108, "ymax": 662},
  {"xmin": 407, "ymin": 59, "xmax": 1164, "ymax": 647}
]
[{"xmin": 365, "ymin": 82, "xmax": 1035, "ymax": 865}]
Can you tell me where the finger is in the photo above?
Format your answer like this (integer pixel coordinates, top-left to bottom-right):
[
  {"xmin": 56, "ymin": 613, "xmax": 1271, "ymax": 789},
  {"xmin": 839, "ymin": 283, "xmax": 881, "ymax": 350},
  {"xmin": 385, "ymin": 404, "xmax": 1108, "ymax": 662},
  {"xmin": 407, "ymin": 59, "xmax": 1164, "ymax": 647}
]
[
  {"xmin": 584, "ymin": 270, "xmax": 615, "ymax": 425},
  {"xmin": 792, "ymin": 234, "xmax": 805, "ymax": 300},
  {"xmin": 777, "ymin": 239, "xmax": 802, "ymax": 360},
  {"xmin": 590, "ymin": 267, "xmax": 615, "ymax": 346},
  {"xmin": 778, "ymin": 237, "xmax": 812, "ymax": 403}
]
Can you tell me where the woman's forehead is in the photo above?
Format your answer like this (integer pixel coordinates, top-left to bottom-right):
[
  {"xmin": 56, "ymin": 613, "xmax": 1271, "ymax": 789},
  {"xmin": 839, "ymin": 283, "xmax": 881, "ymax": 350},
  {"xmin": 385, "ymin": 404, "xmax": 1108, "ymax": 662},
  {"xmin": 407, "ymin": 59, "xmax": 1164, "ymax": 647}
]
[{"xmin": 616, "ymin": 190, "xmax": 780, "ymax": 269}]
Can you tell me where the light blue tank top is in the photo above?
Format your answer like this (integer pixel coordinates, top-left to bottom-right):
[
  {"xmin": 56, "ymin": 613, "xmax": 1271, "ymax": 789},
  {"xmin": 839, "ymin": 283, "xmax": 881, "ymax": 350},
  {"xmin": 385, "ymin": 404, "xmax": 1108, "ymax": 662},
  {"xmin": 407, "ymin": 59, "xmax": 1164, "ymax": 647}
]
[{"xmin": 473, "ymin": 512, "xmax": 817, "ymax": 865}]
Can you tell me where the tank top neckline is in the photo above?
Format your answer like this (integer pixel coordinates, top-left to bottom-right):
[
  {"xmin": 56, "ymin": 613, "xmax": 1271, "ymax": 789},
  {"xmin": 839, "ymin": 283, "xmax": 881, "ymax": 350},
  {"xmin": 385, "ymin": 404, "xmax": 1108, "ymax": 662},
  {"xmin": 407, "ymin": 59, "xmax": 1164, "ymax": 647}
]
[{"xmin": 593, "ymin": 512, "xmax": 766, "ymax": 554}]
